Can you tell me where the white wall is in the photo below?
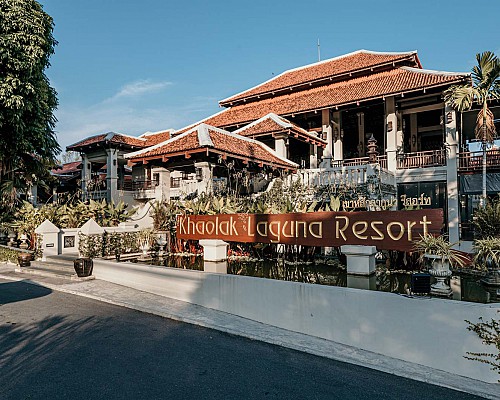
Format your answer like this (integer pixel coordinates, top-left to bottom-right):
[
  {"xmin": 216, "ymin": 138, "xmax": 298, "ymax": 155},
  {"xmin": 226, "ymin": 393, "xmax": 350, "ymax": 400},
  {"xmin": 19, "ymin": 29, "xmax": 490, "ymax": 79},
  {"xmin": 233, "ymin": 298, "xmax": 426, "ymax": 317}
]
[{"xmin": 93, "ymin": 260, "xmax": 500, "ymax": 383}]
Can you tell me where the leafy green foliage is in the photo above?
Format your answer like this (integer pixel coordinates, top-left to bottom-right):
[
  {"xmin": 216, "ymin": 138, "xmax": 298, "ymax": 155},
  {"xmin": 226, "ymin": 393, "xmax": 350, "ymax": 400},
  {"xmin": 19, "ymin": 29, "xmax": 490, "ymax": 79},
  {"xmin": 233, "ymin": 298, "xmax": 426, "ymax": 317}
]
[
  {"xmin": 413, "ymin": 234, "xmax": 469, "ymax": 268},
  {"xmin": 0, "ymin": 0, "xmax": 60, "ymax": 212},
  {"xmin": 465, "ymin": 313, "xmax": 500, "ymax": 381},
  {"xmin": 0, "ymin": 244, "xmax": 21, "ymax": 263},
  {"xmin": 473, "ymin": 197, "xmax": 500, "ymax": 239},
  {"xmin": 473, "ymin": 237, "xmax": 500, "ymax": 270},
  {"xmin": 78, "ymin": 233, "xmax": 103, "ymax": 259}
]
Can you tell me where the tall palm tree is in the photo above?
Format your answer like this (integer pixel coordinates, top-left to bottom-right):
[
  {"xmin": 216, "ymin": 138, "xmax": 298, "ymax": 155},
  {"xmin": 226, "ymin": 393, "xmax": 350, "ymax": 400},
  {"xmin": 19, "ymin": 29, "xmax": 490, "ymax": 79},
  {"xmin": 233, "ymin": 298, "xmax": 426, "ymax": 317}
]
[{"xmin": 444, "ymin": 51, "xmax": 500, "ymax": 205}]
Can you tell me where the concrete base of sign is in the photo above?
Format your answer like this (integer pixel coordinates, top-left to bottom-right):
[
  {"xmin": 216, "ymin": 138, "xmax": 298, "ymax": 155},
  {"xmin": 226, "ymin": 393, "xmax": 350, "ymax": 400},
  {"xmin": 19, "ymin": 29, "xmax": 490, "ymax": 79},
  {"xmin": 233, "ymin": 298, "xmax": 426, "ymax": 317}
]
[
  {"xmin": 204, "ymin": 261, "xmax": 228, "ymax": 274},
  {"xmin": 347, "ymin": 274, "xmax": 377, "ymax": 290},
  {"xmin": 199, "ymin": 239, "xmax": 228, "ymax": 262},
  {"xmin": 341, "ymin": 245, "xmax": 377, "ymax": 276}
]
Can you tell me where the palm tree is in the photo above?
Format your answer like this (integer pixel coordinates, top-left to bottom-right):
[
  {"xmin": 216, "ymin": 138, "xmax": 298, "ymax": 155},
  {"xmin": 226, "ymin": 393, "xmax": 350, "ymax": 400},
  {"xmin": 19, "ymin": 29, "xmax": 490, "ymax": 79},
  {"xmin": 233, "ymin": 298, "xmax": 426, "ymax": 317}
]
[{"xmin": 444, "ymin": 51, "xmax": 500, "ymax": 206}]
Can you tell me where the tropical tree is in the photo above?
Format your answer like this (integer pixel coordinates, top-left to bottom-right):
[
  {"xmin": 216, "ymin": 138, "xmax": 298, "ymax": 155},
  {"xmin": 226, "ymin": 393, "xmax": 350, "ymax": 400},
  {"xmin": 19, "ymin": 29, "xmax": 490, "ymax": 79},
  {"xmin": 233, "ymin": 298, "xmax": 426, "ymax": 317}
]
[
  {"xmin": 0, "ymin": 0, "xmax": 60, "ymax": 213},
  {"xmin": 444, "ymin": 51, "xmax": 500, "ymax": 205}
]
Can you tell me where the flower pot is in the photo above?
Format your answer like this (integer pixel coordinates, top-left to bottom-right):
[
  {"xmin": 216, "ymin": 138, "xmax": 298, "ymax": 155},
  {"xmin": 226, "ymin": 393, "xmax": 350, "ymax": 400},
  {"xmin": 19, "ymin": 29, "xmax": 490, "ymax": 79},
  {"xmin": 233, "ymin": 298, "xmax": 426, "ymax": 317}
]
[
  {"xmin": 425, "ymin": 254, "xmax": 452, "ymax": 296},
  {"xmin": 73, "ymin": 258, "xmax": 93, "ymax": 277},
  {"xmin": 17, "ymin": 253, "xmax": 32, "ymax": 268}
]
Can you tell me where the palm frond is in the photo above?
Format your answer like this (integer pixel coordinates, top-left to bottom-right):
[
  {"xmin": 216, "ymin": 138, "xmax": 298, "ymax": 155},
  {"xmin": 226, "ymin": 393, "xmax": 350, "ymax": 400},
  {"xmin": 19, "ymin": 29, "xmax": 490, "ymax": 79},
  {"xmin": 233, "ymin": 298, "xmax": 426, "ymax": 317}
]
[
  {"xmin": 472, "ymin": 51, "xmax": 500, "ymax": 89},
  {"xmin": 444, "ymin": 84, "xmax": 478, "ymax": 112}
]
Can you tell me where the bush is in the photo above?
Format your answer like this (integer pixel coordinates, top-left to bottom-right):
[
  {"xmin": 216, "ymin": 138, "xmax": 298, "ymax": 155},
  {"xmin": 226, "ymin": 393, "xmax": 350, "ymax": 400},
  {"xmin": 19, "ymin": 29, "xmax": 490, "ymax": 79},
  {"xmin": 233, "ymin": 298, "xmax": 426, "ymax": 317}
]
[
  {"xmin": 474, "ymin": 197, "xmax": 500, "ymax": 239},
  {"xmin": 0, "ymin": 245, "xmax": 21, "ymax": 263}
]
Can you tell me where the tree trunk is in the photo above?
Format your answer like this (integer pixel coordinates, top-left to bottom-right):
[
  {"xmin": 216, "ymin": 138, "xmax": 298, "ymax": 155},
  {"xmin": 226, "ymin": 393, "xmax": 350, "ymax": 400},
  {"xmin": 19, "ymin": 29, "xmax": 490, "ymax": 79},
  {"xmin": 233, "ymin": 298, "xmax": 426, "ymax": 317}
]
[{"xmin": 482, "ymin": 111, "xmax": 487, "ymax": 207}]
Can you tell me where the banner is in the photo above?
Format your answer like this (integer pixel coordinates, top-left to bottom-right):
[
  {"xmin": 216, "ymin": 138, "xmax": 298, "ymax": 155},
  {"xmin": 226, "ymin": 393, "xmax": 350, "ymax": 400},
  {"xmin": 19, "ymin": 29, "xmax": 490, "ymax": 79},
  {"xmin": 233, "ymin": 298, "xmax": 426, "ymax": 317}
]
[{"xmin": 177, "ymin": 209, "xmax": 443, "ymax": 251}]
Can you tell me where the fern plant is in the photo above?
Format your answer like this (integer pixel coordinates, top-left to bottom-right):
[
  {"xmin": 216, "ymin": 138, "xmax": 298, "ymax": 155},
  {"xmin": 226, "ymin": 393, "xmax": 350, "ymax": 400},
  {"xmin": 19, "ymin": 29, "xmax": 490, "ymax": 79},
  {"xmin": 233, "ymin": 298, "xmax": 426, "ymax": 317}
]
[{"xmin": 473, "ymin": 197, "xmax": 500, "ymax": 239}]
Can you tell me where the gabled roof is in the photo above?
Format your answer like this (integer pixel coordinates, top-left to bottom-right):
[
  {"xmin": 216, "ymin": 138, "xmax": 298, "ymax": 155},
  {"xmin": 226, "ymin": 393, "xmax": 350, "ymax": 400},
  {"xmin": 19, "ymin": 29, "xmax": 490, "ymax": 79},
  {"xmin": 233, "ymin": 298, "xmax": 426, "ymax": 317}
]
[
  {"xmin": 126, "ymin": 123, "xmax": 297, "ymax": 170},
  {"xmin": 220, "ymin": 50, "xmax": 421, "ymax": 106},
  {"xmin": 233, "ymin": 113, "xmax": 327, "ymax": 147},
  {"xmin": 67, "ymin": 132, "xmax": 147, "ymax": 151},
  {"xmin": 205, "ymin": 67, "xmax": 469, "ymax": 129},
  {"xmin": 139, "ymin": 129, "xmax": 174, "ymax": 146}
]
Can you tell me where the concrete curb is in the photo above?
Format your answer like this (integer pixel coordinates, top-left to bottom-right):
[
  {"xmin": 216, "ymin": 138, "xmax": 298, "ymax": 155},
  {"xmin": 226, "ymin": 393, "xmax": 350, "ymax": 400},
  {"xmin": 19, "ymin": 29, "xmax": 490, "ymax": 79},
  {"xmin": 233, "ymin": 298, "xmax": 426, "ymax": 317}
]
[{"xmin": 0, "ymin": 272, "xmax": 498, "ymax": 399}]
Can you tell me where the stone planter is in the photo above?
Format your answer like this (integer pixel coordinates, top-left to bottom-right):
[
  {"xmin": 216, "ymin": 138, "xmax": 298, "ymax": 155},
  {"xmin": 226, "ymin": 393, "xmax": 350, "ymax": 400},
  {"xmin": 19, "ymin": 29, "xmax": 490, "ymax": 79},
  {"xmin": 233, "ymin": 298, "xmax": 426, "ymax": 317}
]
[
  {"xmin": 425, "ymin": 254, "xmax": 452, "ymax": 296},
  {"xmin": 17, "ymin": 253, "xmax": 32, "ymax": 268},
  {"xmin": 73, "ymin": 258, "xmax": 93, "ymax": 277}
]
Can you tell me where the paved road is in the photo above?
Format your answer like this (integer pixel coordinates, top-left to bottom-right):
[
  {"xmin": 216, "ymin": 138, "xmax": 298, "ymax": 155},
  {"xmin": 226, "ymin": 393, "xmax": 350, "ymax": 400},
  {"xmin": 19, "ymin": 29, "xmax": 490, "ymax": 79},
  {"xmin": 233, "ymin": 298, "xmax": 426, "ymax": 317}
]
[{"xmin": 0, "ymin": 279, "xmax": 486, "ymax": 400}]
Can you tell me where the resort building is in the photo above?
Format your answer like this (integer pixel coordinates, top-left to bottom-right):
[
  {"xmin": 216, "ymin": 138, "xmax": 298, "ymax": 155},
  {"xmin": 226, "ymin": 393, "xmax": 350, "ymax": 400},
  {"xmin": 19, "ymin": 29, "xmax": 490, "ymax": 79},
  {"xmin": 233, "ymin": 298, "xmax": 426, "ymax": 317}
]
[{"xmin": 66, "ymin": 50, "xmax": 500, "ymax": 247}]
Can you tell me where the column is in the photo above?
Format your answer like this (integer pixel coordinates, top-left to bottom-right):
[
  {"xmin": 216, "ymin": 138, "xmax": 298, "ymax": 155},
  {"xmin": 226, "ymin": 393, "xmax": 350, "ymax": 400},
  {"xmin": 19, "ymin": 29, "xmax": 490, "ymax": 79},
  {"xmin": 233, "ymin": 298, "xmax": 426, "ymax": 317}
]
[
  {"xmin": 385, "ymin": 97, "xmax": 398, "ymax": 173},
  {"xmin": 106, "ymin": 148, "xmax": 118, "ymax": 203},
  {"xmin": 309, "ymin": 144, "xmax": 318, "ymax": 169},
  {"xmin": 274, "ymin": 133, "xmax": 288, "ymax": 159},
  {"xmin": 81, "ymin": 153, "xmax": 91, "ymax": 200},
  {"xmin": 332, "ymin": 110, "xmax": 343, "ymax": 162},
  {"xmin": 445, "ymin": 105, "xmax": 460, "ymax": 244},
  {"xmin": 341, "ymin": 245, "xmax": 377, "ymax": 276},
  {"xmin": 152, "ymin": 167, "xmax": 171, "ymax": 201},
  {"xmin": 410, "ymin": 113, "xmax": 418, "ymax": 153},
  {"xmin": 357, "ymin": 112, "xmax": 365, "ymax": 156},
  {"xmin": 322, "ymin": 109, "xmax": 333, "ymax": 157},
  {"xmin": 194, "ymin": 161, "xmax": 213, "ymax": 194},
  {"xmin": 199, "ymin": 239, "xmax": 228, "ymax": 262}
]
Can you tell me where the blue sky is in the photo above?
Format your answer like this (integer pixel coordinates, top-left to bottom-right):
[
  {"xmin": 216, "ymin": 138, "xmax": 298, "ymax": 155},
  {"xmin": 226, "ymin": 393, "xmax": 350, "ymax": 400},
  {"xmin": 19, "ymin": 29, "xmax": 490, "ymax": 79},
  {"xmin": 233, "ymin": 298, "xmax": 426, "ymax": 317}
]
[{"xmin": 39, "ymin": 0, "xmax": 500, "ymax": 150}]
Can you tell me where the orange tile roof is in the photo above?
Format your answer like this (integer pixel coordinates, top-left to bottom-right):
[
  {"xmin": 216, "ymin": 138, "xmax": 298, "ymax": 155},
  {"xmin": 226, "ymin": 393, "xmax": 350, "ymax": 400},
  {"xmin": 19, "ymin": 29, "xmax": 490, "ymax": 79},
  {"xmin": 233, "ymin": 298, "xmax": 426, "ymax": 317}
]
[
  {"xmin": 206, "ymin": 67, "xmax": 469, "ymax": 129},
  {"xmin": 67, "ymin": 132, "xmax": 147, "ymax": 151},
  {"xmin": 139, "ymin": 130, "xmax": 173, "ymax": 146},
  {"xmin": 51, "ymin": 161, "xmax": 81, "ymax": 175},
  {"xmin": 233, "ymin": 113, "xmax": 327, "ymax": 147},
  {"xmin": 220, "ymin": 50, "xmax": 420, "ymax": 106},
  {"xmin": 126, "ymin": 124, "xmax": 297, "ymax": 169}
]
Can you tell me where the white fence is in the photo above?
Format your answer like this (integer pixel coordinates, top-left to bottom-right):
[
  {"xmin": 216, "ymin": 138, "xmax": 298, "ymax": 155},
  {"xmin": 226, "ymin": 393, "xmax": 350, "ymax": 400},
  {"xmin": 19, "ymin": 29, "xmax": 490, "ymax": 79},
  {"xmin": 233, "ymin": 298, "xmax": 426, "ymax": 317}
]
[{"xmin": 93, "ymin": 259, "xmax": 500, "ymax": 383}]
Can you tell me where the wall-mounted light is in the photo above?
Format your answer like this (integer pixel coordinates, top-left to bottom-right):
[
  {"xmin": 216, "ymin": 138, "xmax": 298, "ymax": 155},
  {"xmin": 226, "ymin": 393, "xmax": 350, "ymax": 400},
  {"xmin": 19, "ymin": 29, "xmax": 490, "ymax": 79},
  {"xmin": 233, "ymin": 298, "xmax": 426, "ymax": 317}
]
[
  {"xmin": 113, "ymin": 159, "xmax": 117, "ymax": 166},
  {"xmin": 387, "ymin": 121, "xmax": 393, "ymax": 132},
  {"xmin": 446, "ymin": 112, "xmax": 453, "ymax": 124}
]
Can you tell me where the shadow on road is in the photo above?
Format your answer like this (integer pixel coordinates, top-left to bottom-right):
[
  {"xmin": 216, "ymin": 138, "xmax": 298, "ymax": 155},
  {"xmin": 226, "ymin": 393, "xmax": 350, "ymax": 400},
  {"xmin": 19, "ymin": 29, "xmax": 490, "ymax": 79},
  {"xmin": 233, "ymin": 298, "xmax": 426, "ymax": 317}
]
[{"xmin": 0, "ymin": 280, "xmax": 52, "ymax": 305}]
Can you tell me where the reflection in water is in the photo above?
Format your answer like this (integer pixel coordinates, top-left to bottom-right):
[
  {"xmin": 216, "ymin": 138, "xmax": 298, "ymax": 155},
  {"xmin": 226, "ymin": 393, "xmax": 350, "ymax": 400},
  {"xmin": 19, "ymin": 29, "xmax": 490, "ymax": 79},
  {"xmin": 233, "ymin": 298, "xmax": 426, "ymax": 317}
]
[{"xmin": 146, "ymin": 255, "xmax": 497, "ymax": 304}]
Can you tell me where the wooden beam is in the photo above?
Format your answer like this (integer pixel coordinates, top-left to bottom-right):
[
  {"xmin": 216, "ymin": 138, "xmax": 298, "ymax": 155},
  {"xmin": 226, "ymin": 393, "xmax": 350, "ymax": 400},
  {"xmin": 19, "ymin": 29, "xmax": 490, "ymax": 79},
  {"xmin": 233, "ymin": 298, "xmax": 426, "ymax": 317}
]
[
  {"xmin": 142, "ymin": 159, "xmax": 148, "ymax": 165},
  {"xmin": 162, "ymin": 155, "xmax": 169, "ymax": 162},
  {"xmin": 184, "ymin": 152, "xmax": 191, "ymax": 159}
]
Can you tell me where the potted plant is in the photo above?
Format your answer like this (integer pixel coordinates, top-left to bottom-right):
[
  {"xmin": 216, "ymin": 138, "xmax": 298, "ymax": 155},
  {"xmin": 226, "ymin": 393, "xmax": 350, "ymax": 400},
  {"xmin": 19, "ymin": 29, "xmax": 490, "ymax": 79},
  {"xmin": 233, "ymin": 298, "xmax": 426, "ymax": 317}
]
[
  {"xmin": 473, "ymin": 237, "xmax": 500, "ymax": 287},
  {"xmin": 414, "ymin": 234, "xmax": 468, "ymax": 296},
  {"xmin": 17, "ymin": 252, "xmax": 32, "ymax": 268},
  {"xmin": 137, "ymin": 228, "xmax": 155, "ymax": 259},
  {"xmin": 75, "ymin": 233, "xmax": 102, "ymax": 277}
]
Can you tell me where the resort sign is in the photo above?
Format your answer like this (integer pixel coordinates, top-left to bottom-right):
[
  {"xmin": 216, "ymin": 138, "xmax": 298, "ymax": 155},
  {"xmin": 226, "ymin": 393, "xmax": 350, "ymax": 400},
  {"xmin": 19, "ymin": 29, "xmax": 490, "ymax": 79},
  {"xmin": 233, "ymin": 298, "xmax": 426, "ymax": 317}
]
[{"xmin": 177, "ymin": 209, "xmax": 443, "ymax": 251}]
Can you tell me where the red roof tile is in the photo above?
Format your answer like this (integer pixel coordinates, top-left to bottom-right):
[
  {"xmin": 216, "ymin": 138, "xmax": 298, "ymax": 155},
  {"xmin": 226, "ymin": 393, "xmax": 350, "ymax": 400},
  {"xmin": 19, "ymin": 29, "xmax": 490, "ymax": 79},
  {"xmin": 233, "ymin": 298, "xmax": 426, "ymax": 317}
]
[
  {"xmin": 126, "ymin": 124, "xmax": 296, "ymax": 169},
  {"xmin": 220, "ymin": 50, "xmax": 420, "ymax": 105},
  {"xmin": 140, "ymin": 130, "xmax": 173, "ymax": 146},
  {"xmin": 233, "ymin": 113, "xmax": 326, "ymax": 146},
  {"xmin": 206, "ymin": 68, "xmax": 468, "ymax": 129},
  {"xmin": 51, "ymin": 161, "xmax": 81, "ymax": 175},
  {"xmin": 67, "ymin": 132, "xmax": 147, "ymax": 151}
]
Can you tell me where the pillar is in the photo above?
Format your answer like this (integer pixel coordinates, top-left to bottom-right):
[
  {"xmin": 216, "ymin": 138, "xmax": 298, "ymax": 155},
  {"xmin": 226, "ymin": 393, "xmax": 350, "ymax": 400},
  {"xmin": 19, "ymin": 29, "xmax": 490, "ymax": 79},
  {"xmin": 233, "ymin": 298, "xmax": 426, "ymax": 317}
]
[
  {"xmin": 410, "ymin": 113, "xmax": 418, "ymax": 153},
  {"xmin": 309, "ymin": 144, "xmax": 318, "ymax": 169},
  {"xmin": 332, "ymin": 111, "xmax": 343, "ymax": 162},
  {"xmin": 34, "ymin": 219, "xmax": 61, "ymax": 261},
  {"xmin": 194, "ymin": 161, "xmax": 213, "ymax": 194},
  {"xmin": 341, "ymin": 245, "xmax": 377, "ymax": 276},
  {"xmin": 445, "ymin": 105, "xmax": 460, "ymax": 244},
  {"xmin": 357, "ymin": 112, "xmax": 365, "ymax": 157},
  {"xmin": 81, "ymin": 153, "xmax": 91, "ymax": 200},
  {"xmin": 322, "ymin": 109, "xmax": 333, "ymax": 157},
  {"xmin": 199, "ymin": 239, "xmax": 228, "ymax": 262},
  {"xmin": 106, "ymin": 148, "xmax": 118, "ymax": 203},
  {"xmin": 152, "ymin": 167, "xmax": 171, "ymax": 201},
  {"xmin": 274, "ymin": 134, "xmax": 288, "ymax": 159},
  {"xmin": 385, "ymin": 97, "xmax": 398, "ymax": 173}
]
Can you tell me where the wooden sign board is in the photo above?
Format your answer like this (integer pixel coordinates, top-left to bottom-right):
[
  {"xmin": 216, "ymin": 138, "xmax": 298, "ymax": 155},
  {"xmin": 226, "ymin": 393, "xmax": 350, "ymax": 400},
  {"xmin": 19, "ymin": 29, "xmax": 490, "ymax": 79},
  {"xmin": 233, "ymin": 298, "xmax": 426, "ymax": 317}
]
[{"xmin": 177, "ymin": 209, "xmax": 443, "ymax": 252}]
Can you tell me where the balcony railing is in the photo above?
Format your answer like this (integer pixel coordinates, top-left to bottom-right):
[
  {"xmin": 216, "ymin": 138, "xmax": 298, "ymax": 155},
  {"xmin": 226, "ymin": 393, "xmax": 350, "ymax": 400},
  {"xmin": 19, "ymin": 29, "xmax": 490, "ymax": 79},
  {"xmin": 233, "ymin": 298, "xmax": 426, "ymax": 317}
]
[
  {"xmin": 331, "ymin": 155, "xmax": 387, "ymax": 169},
  {"xmin": 397, "ymin": 149, "xmax": 446, "ymax": 169},
  {"xmin": 458, "ymin": 150, "xmax": 500, "ymax": 172}
]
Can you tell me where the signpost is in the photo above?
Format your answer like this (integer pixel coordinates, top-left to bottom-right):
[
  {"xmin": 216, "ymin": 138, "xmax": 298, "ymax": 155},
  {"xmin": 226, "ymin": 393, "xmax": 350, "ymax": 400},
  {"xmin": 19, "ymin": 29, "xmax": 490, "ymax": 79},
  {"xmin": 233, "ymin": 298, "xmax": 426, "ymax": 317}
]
[{"xmin": 177, "ymin": 209, "xmax": 443, "ymax": 252}]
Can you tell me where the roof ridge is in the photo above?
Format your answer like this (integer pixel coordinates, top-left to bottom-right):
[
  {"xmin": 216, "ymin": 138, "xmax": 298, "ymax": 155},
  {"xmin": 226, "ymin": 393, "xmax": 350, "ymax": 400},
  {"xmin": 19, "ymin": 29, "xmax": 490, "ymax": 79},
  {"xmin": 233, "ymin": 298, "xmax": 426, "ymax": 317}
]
[
  {"xmin": 197, "ymin": 124, "xmax": 215, "ymax": 147},
  {"xmin": 400, "ymin": 66, "xmax": 470, "ymax": 77}
]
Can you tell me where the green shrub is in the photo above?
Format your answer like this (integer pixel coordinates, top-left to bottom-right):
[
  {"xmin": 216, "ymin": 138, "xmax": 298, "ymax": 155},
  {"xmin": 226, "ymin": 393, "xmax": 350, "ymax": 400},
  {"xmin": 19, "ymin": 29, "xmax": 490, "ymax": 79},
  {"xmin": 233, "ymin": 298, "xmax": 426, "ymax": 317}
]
[{"xmin": 474, "ymin": 197, "xmax": 500, "ymax": 239}]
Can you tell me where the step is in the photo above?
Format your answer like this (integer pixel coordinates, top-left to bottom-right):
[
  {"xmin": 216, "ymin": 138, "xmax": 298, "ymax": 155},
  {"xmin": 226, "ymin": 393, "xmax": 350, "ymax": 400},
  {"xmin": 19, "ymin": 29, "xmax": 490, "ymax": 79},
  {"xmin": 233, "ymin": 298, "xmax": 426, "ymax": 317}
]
[{"xmin": 15, "ymin": 265, "xmax": 95, "ymax": 281}]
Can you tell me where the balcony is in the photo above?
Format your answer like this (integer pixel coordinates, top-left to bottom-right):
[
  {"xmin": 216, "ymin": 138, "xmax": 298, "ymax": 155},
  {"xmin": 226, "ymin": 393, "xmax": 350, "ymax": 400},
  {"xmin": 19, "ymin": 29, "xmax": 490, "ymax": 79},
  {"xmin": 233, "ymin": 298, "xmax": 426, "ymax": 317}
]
[
  {"xmin": 458, "ymin": 150, "xmax": 500, "ymax": 173},
  {"xmin": 133, "ymin": 180, "xmax": 159, "ymax": 200},
  {"xmin": 397, "ymin": 149, "xmax": 446, "ymax": 169}
]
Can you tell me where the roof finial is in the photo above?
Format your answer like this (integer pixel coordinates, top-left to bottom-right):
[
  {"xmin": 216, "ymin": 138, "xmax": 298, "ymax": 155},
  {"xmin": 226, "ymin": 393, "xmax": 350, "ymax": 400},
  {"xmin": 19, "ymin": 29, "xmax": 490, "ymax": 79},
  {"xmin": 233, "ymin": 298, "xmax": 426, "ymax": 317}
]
[{"xmin": 317, "ymin": 38, "xmax": 321, "ymax": 62}]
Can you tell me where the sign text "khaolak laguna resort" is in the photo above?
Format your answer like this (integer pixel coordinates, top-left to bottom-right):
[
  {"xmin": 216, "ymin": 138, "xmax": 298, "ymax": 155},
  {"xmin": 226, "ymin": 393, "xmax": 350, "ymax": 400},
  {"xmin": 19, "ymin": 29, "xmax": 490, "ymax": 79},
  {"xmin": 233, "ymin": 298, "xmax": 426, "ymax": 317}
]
[{"xmin": 177, "ymin": 209, "xmax": 443, "ymax": 251}]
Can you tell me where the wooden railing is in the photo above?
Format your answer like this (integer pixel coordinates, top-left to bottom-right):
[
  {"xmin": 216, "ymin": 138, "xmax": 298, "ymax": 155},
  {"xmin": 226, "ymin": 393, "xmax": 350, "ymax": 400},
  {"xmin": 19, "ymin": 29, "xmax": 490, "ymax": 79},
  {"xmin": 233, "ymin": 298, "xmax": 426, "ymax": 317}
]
[
  {"xmin": 397, "ymin": 149, "xmax": 446, "ymax": 169},
  {"xmin": 458, "ymin": 150, "xmax": 500, "ymax": 172}
]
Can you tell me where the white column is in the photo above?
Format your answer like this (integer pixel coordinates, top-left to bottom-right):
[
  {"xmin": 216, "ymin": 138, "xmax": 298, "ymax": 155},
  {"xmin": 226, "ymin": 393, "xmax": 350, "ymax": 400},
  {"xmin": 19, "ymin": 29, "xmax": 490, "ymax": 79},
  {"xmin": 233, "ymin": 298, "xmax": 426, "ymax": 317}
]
[
  {"xmin": 81, "ymin": 154, "xmax": 91, "ymax": 200},
  {"xmin": 194, "ymin": 161, "xmax": 213, "ymax": 194},
  {"xmin": 309, "ymin": 144, "xmax": 318, "ymax": 169},
  {"xmin": 199, "ymin": 239, "xmax": 228, "ymax": 262},
  {"xmin": 385, "ymin": 97, "xmax": 398, "ymax": 173},
  {"xmin": 357, "ymin": 112, "xmax": 365, "ymax": 156},
  {"xmin": 152, "ymin": 167, "xmax": 171, "ymax": 201},
  {"xmin": 274, "ymin": 134, "xmax": 288, "ymax": 159},
  {"xmin": 341, "ymin": 245, "xmax": 377, "ymax": 276},
  {"xmin": 445, "ymin": 106, "xmax": 460, "ymax": 244},
  {"xmin": 322, "ymin": 109, "xmax": 333, "ymax": 157},
  {"xmin": 332, "ymin": 111, "xmax": 343, "ymax": 162},
  {"xmin": 106, "ymin": 149, "xmax": 118, "ymax": 203},
  {"xmin": 34, "ymin": 219, "xmax": 61, "ymax": 260}
]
